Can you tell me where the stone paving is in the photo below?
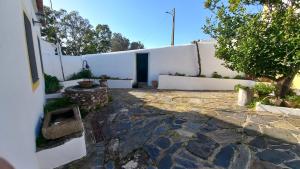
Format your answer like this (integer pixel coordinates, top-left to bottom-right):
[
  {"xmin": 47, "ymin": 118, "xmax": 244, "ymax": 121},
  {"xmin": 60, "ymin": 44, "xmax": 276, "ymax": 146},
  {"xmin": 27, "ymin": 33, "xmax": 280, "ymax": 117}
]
[{"xmin": 59, "ymin": 89, "xmax": 300, "ymax": 169}]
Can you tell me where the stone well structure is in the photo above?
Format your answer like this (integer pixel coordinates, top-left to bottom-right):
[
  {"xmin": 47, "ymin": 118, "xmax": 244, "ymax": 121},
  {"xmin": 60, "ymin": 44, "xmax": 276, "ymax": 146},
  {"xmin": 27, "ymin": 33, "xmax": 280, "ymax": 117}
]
[{"xmin": 64, "ymin": 85, "xmax": 108, "ymax": 111}]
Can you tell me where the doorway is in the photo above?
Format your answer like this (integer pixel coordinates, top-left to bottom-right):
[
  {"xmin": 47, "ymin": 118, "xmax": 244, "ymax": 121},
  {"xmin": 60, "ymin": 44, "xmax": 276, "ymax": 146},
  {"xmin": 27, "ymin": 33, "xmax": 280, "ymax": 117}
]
[{"xmin": 136, "ymin": 53, "xmax": 148, "ymax": 83}]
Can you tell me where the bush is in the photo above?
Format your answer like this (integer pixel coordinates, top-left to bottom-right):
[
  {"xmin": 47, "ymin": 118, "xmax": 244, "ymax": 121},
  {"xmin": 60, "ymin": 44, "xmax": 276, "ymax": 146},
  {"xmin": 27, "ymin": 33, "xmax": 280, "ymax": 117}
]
[
  {"xmin": 44, "ymin": 97, "xmax": 74, "ymax": 113},
  {"xmin": 211, "ymin": 72, "xmax": 222, "ymax": 78},
  {"xmin": 175, "ymin": 72, "xmax": 186, "ymax": 76},
  {"xmin": 44, "ymin": 74, "xmax": 61, "ymax": 94},
  {"xmin": 68, "ymin": 69, "xmax": 93, "ymax": 80},
  {"xmin": 254, "ymin": 83, "xmax": 275, "ymax": 97},
  {"xmin": 234, "ymin": 75, "xmax": 245, "ymax": 79}
]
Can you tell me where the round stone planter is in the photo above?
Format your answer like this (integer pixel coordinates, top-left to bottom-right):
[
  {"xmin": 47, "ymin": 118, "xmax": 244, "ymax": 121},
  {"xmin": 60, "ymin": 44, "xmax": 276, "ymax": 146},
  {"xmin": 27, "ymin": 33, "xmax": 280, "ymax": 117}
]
[
  {"xmin": 237, "ymin": 88, "xmax": 253, "ymax": 106},
  {"xmin": 64, "ymin": 85, "xmax": 108, "ymax": 111}
]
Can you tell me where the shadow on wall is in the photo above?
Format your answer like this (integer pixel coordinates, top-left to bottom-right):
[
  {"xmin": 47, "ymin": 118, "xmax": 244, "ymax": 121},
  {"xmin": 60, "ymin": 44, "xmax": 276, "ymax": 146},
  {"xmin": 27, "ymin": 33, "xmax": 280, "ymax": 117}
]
[{"xmin": 66, "ymin": 89, "xmax": 300, "ymax": 168}]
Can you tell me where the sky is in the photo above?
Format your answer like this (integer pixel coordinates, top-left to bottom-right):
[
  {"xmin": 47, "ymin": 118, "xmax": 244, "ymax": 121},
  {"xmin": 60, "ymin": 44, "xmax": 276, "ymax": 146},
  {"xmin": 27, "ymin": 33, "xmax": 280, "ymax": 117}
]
[{"xmin": 44, "ymin": 0, "xmax": 213, "ymax": 48}]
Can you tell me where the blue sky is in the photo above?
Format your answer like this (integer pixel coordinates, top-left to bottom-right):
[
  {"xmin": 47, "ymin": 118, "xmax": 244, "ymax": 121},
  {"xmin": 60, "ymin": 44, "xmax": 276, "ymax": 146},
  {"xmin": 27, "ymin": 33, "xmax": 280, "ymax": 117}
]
[{"xmin": 44, "ymin": 0, "xmax": 213, "ymax": 48}]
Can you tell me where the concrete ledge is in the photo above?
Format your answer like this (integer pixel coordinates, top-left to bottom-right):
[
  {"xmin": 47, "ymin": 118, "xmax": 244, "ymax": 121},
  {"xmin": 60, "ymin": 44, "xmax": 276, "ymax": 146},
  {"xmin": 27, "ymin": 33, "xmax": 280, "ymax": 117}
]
[
  {"xmin": 36, "ymin": 132, "xmax": 86, "ymax": 169},
  {"xmin": 45, "ymin": 93, "xmax": 63, "ymax": 100},
  {"xmin": 158, "ymin": 75, "xmax": 255, "ymax": 90},
  {"xmin": 256, "ymin": 102, "xmax": 300, "ymax": 116},
  {"xmin": 60, "ymin": 79, "xmax": 133, "ymax": 90}
]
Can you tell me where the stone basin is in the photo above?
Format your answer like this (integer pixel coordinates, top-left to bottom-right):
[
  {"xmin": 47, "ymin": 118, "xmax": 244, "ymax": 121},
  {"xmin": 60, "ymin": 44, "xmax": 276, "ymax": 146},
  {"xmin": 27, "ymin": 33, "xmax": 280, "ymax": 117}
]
[{"xmin": 42, "ymin": 106, "xmax": 83, "ymax": 140}]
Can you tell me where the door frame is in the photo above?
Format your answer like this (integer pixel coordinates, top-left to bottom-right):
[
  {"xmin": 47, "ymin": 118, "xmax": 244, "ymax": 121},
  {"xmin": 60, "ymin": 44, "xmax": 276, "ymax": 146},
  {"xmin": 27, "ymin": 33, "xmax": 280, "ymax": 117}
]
[{"xmin": 136, "ymin": 53, "xmax": 149, "ymax": 84}]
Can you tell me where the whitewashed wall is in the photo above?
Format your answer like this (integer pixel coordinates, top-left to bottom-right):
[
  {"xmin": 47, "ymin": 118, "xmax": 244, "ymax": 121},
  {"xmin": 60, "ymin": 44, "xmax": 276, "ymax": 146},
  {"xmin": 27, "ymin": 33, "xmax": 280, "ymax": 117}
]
[
  {"xmin": 82, "ymin": 42, "xmax": 240, "ymax": 85},
  {"xmin": 41, "ymin": 40, "xmax": 83, "ymax": 81},
  {"xmin": 42, "ymin": 40, "xmax": 241, "ymax": 86},
  {"xmin": 0, "ymin": 0, "xmax": 44, "ymax": 168}
]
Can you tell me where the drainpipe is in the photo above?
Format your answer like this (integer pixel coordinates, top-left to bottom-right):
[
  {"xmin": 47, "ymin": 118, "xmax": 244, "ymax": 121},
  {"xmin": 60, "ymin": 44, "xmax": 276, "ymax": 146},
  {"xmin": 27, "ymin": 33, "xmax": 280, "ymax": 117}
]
[{"xmin": 194, "ymin": 41, "xmax": 201, "ymax": 76}]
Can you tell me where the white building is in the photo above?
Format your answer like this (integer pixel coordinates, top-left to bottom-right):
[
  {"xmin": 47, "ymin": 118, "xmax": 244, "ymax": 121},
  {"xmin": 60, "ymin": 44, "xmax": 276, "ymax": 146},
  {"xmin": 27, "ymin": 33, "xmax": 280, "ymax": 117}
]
[{"xmin": 0, "ymin": 0, "xmax": 45, "ymax": 168}]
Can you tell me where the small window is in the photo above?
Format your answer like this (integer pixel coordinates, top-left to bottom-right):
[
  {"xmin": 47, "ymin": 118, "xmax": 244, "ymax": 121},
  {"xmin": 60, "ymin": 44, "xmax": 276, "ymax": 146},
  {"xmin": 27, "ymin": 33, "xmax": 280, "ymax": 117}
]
[{"xmin": 24, "ymin": 13, "xmax": 39, "ymax": 83}]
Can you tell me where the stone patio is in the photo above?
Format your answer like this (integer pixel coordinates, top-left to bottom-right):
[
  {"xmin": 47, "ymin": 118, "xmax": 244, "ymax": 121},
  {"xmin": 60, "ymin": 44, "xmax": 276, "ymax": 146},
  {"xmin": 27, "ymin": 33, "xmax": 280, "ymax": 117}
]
[{"xmin": 58, "ymin": 89, "xmax": 300, "ymax": 169}]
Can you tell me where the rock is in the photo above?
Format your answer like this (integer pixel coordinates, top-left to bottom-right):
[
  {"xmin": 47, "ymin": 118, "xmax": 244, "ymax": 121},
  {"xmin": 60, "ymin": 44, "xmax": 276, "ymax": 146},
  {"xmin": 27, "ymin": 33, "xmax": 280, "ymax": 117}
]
[
  {"xmin": 213, "ymin": 144, "xmax": 235, "ymax": 168},
  {"xmin": 143, "ymin": 144, "xmax": 160, "ymax": 160},
  {"xmin": 175, "ymin": 129, "xmax": 195, "ymax": 138},
  {"xmin": 244, "ymin": 123, "xmax": 261, "ymax": 136},
  {"xmin": 122, "ymin": 160, "xmax": 138, "ymax": 169},
  {"xmin": 249, "ymin": 136, "xmax": 268, "ymax": 149},
  {"xmin": 250, "ymin": 159, "xmax": 283, "ymax": 169},
  {"xmin": 261, "ymin": 127, "xmax": 299, "ymax": 144},
  {"xmin": 231, "ymin": 145, "xmax": 251, "ymax": 169},
  {"xmin": 104, "ymin": 160, "xmax": 115, "ymax": 169},
  {"xmin": 174, "ymin": 119, "xmax": 186, "ymax": 125},
  {"xmin": 158, "ymin": 155, "xmax": 172, "ymax": 169},
  {"xmin": 205, "ymin": 129, "xmax": 243, "ymax": 144},
  {"xmin": 284, "ymin": 160, "xmax": 300, "ymax": 169},
  {"xmin": 186, "ymin": 134, "xmax": 219, "ymax": 160},
  {"xmin": 155, "ymin": 137, "xmax": 171, "ymax": 149},
  {"xmin": 256, "ymin": 149, "xmax": 295, "ymax": 165},
  {"xmin": 165, "ymin": 142, "xmax": 182, "ymax": 155},
  {"xmin": 174, "ymin": 158, "xmax": 198, "ymax": 169}
]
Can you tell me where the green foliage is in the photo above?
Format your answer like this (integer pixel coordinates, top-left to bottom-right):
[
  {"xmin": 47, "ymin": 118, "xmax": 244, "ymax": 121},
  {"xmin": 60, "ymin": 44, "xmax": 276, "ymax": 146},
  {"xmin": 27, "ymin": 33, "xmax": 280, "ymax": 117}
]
[
  {"xmin": 68, "ymin": 69, "xmax": 93, "ymax": 80},
  {"xmin": 254, "ymin": 83, "xmax": 276, "ymax": 97},
  {"xmin": 285, "ymin": 95, "xmax": 300, "ymax": 108},
  {"xmin": 234, "ymin": 75, "xmax": 245, "ymax": 79},
  {"xmin": 111, "ymin": 33, "xmax": 130, "ymax": 52},
  {"xmin": 203, "ymin": 0, "xmax": 300, "ymax": 98},
  {"xmin": 211, "ymin": 72, "xmax": 222, "ymax": 78},
  {"xmin": 44, "ymin": 97, "xmax": 74, "ymax": 113},
  {"xmin": 175, "ymin": 72, "xmax": 186, "ymax": 76},
  {"xmin": 42, "ymin": 6, "xmax": 144, "ymax": 55},
  {"xmin": 44, "ymin": 74, "xmax": 61, "ymax": 94},
  {"xmin": 129, "ymin": 41, "xmax": 145, "ymax": 50},
  {"xmin": 223, "ymin": 76, "xmax": 230, "ymax": 79}
]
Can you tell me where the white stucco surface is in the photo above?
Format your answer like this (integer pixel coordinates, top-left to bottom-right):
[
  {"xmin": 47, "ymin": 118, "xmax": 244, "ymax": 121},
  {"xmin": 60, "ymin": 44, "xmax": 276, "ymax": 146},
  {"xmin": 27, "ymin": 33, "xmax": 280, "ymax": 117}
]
[
  {"xmin": 158, "ymin": 75, "xmax": 255, "ymax": 90},
  {"xmin": 0, "ymin": 0, "xmax": 44, "ymax": 168},
  {"xmin": 36, "ymin": 133, "xmax": 86, "ymax": 169},
  {"xmin": 107, "ymin": 79, "xmax": 133, "ymax": 88},
  {"xmin": 41, "ymin": 40, "xmax": 83, "ymax": 81}
]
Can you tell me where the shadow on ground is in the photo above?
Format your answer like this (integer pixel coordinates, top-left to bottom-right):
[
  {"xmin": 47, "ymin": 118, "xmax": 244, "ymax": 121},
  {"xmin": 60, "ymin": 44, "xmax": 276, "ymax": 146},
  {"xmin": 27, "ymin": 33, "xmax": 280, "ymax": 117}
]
[{"xmin": 59, "ymin": 89, "xmax": 300, "ymax": 169}]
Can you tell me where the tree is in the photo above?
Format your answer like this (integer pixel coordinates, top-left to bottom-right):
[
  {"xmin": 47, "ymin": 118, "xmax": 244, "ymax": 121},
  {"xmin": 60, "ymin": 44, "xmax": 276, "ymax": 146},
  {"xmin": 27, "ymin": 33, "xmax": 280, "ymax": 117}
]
[
  {"xmin": 111, "ymin": 33, "xmax": 130, "ymax": 51},
  {"xmin": 203, "ymin": 0, "xmax": 300, "ymax": 98},
  {"xmin": 95, "ymin": 24, "xmax": 112, "ymax": 52},
  {"xmin": 129, "ymin": 41, "xmax": 145, "ymax": 50}
]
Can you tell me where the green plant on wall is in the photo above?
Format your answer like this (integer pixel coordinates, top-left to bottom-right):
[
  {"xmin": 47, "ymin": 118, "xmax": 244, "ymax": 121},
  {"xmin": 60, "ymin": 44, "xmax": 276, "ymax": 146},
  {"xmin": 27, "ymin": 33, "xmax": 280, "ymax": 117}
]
[
  {"xmin": 68, "ymin": 69, "xmax": 93, "ymax": 80},
  {"xmin": 44, "ymin": 74, "xmax": 61, "ymax": 94}
]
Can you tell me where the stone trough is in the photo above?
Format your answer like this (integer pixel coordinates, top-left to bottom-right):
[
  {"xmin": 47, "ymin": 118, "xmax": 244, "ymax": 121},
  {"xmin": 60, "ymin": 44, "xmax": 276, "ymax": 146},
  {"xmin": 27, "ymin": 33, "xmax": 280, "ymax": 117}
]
[{"xmin": 42, "ymin": 106, "xmax": 83, "ymax": 140}]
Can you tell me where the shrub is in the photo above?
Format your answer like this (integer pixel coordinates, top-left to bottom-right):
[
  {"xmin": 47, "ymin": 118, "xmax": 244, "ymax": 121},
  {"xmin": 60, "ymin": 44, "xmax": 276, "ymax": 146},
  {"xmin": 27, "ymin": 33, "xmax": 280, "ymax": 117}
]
[
  {"xmin": 285, "ymin": 95, "xmax": 300, "ymax": 108},
  {"xmin": 44, "ymin": 97, "xmax": 74, "ymax": 113},
  {"xmin": 68, "ymin": 69, "xmax": 93, "ymax": 80},
  {"xmin": 234, "ymin": 75, "xmax": 245, "ymax": 79},
  {"xmin": 254, "ymin": 83, "xmax": 276, "ymax": 97},
  {"xmin": 223, "ymin": 76, "xmax": 230, "ymax": 79},
  {"xmin": 175, "ymin": 72, "xmax": 186, "ymax": 76},
  {"xmin": 211, "ymin": 72, "xmax": 222, "ymax": 78},
  {"xmin": 44, "ymin": 74, "xmax": 61, "ymax": 94}
]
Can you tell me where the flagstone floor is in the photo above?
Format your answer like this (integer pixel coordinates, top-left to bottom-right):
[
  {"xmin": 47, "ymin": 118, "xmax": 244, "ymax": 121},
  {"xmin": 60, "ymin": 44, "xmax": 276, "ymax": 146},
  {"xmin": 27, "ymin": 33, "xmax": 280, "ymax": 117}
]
[{"xmin": 59, "ymin": 89, "xmax": 300, "ymax": 169}]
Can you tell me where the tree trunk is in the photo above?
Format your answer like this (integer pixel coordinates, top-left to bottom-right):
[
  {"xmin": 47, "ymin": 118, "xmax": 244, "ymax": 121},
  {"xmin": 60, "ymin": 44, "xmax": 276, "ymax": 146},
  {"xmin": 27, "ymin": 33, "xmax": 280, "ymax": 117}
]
[
  {"xmin": 194, "ymin": 41, "xmax": 201, "ymax": 76},
  {"xmin": 276, "ymin": 74, "xmax": 296, "ymax": 98}
]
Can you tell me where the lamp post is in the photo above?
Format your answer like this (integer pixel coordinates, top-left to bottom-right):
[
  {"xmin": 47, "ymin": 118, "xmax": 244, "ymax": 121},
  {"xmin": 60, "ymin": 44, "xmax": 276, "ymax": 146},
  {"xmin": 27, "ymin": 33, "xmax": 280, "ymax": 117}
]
[{"xmin": 166, "ymin": 8, "xmax": 176, "ymax": 46}]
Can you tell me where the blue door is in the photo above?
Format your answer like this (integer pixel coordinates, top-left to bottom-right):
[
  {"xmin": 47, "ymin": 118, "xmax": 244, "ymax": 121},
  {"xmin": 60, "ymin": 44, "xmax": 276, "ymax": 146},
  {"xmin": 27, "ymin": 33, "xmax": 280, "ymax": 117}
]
[{"xmin": 136, "ymin": 53, "xmax": 148, "ymax": 83}]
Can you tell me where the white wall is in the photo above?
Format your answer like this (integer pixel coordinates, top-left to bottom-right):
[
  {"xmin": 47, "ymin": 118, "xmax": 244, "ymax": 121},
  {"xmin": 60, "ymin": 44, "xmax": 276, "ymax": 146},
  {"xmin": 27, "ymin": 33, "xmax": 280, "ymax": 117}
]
[
  {"xmin": 198, "ymin": 41, "xmax": 241, "ymax": 78},
  {"xmin": 0, "ymin": 0, "xmax": 44, "ymax": 168},
  {"xmin": 82, "ymin": 42, "xmax": 241, "ymax": 86},
  {"xmin": 83, "ymin": 52, "xmax": 136, "ymax": 81},
  {"xmin": 158, "ymin": 75, "xmax": 255, "ymax": 91},
  {"xmin": 41, "ymin": 40, "xmax": 83, "ymax": 81}
]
